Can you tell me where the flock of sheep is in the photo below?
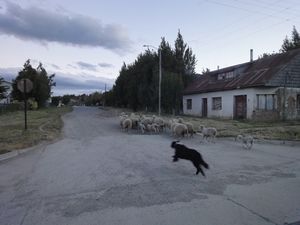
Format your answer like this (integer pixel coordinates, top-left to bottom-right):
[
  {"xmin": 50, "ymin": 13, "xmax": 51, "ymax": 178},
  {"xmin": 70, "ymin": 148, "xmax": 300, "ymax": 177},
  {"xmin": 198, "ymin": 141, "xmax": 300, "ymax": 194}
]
[
  {"xmin": 119, "ymin": 112, "xmax": 254, "ymax": 149},
  {"xmin": 120, "ymin": 112, "xmax": 214, "ymax": 141}
]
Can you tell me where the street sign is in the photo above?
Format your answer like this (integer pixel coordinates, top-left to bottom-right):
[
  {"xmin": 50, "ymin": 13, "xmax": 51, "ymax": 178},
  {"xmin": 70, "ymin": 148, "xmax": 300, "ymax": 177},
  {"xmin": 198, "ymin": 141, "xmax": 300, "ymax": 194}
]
[
  {"xmin": 17, "ymin": 78, "xmax": 33, "ymax": 130},
  {"xmin": 17, "ymin": 79, "xmax": 33, "ymax": 93}
]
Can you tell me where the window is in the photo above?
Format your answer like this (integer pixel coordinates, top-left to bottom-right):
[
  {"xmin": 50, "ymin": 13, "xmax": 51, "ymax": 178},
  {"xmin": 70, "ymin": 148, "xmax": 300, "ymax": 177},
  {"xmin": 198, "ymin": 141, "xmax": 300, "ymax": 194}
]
[
  {"xmin": 212, "ymin": 97, "xmax": 222, "ymax": 110},
  {"xmin": 187, "ymin": 99, "xmax": 192, "ymax": 110},
  {"xmin": 217, "ymin": 71, "xmax": 234, "ymax": 80},
  {"xmin": 256, "ymin": 94, "xmax": 276, "ymax": 110}
]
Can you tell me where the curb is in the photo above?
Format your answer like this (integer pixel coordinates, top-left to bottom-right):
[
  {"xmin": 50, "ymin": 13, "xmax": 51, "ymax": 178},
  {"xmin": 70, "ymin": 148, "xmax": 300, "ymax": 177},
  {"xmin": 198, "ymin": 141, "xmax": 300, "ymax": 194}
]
[
  {"xmin": 0, "ymin": 141, "xmax": 48, "ymax": 162},
  {"xmin": 0, "ymin": 151, "xmax": 18, "ymax": 161}
]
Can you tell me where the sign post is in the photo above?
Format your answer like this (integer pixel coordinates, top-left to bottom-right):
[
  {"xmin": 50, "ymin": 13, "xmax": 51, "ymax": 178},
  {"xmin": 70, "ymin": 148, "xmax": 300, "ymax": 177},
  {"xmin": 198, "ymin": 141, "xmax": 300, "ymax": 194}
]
[{"xmin": 17, "ymin": 79, "xmax": 33, "ymax": 130}]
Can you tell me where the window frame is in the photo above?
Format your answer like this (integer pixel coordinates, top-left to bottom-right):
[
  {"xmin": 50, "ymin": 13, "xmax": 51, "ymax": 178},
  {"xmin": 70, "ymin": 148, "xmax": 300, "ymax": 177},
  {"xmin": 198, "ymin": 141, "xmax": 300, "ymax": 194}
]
[
  {"xmin": 256, "ymin": 94, "xmax": 276, "ymax": 110},
  {"xmin": 212, "ymin": 97, "xmax": 222, "ymax": 110},
  {"xmin": 187, "ymin": 98, "xmax": 192, "ymax": 110}
]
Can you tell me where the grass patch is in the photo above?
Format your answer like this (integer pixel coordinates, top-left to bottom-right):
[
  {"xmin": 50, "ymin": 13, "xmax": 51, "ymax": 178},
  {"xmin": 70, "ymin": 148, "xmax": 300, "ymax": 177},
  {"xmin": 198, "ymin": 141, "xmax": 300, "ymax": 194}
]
[
  {"xmin": 181, "ymin": 117, "xmax": 300, "ymax": 140},
  {"xmin": 0, "ymin": 106, "xmax": 73, "ymax": 154}
]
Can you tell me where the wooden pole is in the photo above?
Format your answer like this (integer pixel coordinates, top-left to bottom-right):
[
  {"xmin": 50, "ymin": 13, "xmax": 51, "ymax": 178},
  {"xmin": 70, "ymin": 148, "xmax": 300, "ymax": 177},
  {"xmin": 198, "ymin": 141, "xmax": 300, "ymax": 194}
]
[{"xmin": 24, "ymin": 79, "xmax": 28, "ymax": 130}]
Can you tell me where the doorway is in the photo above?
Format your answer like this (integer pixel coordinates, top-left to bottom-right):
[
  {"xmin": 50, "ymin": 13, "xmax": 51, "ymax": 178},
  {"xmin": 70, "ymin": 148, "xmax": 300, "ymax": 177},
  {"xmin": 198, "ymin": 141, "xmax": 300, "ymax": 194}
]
[
  {"xmin": 202, "ymin": 98, "xmax": 207, "ymax": 118},
  {"xmin": 234, "ymin": 95, "xmax": 247, "ymax": 119}
]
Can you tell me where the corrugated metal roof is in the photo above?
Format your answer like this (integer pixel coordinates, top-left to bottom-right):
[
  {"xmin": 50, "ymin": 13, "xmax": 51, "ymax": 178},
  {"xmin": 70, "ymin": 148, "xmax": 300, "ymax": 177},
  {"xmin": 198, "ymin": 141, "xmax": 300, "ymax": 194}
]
[{"xmin": 184, "ymin": 48, "xmax": 300, "ymax": 95}]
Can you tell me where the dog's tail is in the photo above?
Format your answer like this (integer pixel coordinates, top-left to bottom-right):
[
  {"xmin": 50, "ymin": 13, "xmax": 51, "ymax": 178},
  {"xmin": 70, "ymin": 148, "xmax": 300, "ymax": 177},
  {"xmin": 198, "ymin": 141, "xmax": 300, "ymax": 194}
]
[{"xmin": 200, "ymin": 157, "xmax": 209, "ymax": 169}]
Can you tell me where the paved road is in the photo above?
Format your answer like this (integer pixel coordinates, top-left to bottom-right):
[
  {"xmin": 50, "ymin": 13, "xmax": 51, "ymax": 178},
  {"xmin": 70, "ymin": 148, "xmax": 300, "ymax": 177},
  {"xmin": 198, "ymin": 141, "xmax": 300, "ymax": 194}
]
[{"xmin": 0, "ymin": 106, "xmax": 300, "ymax": 225}]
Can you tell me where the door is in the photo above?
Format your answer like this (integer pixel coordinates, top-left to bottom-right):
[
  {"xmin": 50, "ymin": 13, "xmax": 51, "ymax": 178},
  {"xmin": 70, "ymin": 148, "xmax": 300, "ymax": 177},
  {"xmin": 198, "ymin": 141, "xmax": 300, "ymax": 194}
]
[
  {"xmin": 234, "ymin": 95, "xmax": 247, "ymax": 119},
  {"xmin": 202, "ymin": 98, "xmax": 207, "ymax": 118}
]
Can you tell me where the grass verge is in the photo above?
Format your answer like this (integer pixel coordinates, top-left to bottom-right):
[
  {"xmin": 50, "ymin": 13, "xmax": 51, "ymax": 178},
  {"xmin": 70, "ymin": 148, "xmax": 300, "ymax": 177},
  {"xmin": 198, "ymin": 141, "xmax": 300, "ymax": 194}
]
[
  {"xmin": 182, "ymin": 117, "xmax": 300, "ymax": 141},
  {"xmin": 0, "ymin": 106, "xmax": 73, "ymax": 154}
]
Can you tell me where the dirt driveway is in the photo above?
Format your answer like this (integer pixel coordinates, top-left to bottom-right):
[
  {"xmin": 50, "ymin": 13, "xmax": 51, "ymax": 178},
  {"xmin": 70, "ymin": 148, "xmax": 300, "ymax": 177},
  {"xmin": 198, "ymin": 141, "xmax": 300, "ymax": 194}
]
[{"xmin": 0, "ymin": 106, "xmax": 299, "ymax": 225}]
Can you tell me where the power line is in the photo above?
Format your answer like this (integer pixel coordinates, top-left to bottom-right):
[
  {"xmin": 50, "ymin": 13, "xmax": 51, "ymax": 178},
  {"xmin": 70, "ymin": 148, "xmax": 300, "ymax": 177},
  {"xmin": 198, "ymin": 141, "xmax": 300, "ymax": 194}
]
[
  {"xmin": 191, "ymin": 0, "xmax": 300, "ymax": 47},
  {"xmin": 203, "ymin": 0, "xmax": 300, "ymax": 23},
  {"xmin": 204, "ymin": 0, "xmax": 291, "ymax": 20}
]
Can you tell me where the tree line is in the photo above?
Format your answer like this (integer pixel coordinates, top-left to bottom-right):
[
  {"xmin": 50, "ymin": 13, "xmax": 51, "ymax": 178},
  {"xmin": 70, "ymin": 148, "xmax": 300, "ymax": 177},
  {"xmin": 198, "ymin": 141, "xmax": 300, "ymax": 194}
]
[
  {"xmin": 104, "ymin": 31, "xmax": 198, "ymax": 114},
  {"xmin": 51, "ymin": 92, "xmax": 104, "ymax": 107}
]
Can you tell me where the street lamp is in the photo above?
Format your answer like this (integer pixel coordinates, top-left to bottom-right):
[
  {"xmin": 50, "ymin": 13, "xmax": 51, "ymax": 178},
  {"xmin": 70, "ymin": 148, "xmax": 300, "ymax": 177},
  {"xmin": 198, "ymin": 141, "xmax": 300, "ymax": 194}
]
[{"xmin": 143, "ymin": 44, "xmax": 162, "ymax": 116}]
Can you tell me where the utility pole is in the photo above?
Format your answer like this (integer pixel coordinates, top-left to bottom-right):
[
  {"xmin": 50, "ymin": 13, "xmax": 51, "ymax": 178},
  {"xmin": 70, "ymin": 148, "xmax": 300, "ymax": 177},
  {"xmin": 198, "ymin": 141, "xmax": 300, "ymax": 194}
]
[{"xmin": 103, "ymin": 83, "xmax": 106, "ymax": 107}]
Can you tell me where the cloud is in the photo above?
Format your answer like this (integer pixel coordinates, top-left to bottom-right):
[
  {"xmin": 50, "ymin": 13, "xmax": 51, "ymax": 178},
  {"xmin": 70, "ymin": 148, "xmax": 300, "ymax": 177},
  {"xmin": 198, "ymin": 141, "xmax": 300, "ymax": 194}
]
[
  {"xmin": 0, "ymin": 2, "xmax": 133, "ymax": 53},
  {"xmin": 50, "ymin": 64, "xmax": 61, "ymax": 70},
  {"xmin": 98, "ymin": 63, "xmax": 114, "ymax": 68},
  {"xmin": 53, "ymin": 72, "xmax": 114, "ymax": 95},
  {"xmin": 0, "ymin": 67, "xmax": 19, "ymax": 80},
  {"xmin": 76, "ymin": 61, "xmax": 98, "ymax": 72},
  {"xmin": 72, "ymin": 61, "xmax": 114, "ymax": 71},
  {"xmin": 67, "ymin": 64, "xmax": 77, "ymax": 69}
]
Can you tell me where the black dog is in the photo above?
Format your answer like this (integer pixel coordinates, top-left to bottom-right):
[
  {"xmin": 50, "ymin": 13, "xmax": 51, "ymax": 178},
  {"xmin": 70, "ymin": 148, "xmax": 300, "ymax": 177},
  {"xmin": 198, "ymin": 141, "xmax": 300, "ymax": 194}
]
[{"xmin": 171, "ymin": 141, "xmax": 209, "ymax": 176}]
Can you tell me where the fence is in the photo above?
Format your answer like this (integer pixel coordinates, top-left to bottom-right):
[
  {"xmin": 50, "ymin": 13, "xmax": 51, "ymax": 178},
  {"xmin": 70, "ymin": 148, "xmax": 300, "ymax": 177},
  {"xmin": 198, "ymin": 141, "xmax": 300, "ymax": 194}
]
[{"xmin": 0, "ymin": 103, "xmax": 22, "ymax": 114}]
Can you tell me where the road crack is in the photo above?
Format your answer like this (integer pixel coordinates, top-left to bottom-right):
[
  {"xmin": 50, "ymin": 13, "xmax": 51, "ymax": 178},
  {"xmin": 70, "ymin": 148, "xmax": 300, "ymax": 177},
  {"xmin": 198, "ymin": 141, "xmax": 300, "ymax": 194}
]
[{"xmin": 226, "ymin": 196, "xmax": 280, "ymax": 225}]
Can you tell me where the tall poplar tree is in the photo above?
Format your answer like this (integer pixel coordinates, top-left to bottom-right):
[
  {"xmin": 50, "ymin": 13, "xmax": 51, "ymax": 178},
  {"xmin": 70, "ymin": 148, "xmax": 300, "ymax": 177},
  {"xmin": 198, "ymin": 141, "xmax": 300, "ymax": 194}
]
[
  {"xmin": 174, "ymin": 30, "xmax": 197, "ymax": 88},
  {"xmin": 281, "ymin": 26, "xmax": 300, "ymax": 52}
]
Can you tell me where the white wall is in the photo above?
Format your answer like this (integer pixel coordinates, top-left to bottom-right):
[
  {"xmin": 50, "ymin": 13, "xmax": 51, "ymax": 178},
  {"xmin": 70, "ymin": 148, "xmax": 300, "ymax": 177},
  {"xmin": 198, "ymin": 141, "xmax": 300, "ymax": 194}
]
[{"xmin": 183, "ymin": 87, "xmax": 279, "ymax": 119}]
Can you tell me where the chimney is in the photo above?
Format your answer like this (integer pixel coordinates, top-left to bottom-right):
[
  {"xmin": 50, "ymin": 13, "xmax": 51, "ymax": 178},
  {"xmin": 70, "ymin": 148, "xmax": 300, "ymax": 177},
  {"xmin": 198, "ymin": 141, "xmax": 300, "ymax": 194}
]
[{"xmin": 250, "ymin": 49, "xmax": 253, "ymax": 62}]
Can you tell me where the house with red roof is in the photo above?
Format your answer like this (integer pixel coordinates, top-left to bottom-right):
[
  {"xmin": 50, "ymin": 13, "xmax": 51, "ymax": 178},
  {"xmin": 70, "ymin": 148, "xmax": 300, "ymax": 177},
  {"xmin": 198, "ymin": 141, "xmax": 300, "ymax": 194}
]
[{"xmin": 183, "ymin": 49, "xmax": 300, "ymax": 120}]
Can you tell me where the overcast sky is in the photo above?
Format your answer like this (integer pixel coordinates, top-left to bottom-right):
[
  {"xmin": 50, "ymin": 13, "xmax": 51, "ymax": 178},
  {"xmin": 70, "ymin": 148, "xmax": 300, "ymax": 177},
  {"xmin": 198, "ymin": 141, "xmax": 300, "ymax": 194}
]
[{"xmin": 0, "ymin": 0, "xmax": 299, "ymax": 95}]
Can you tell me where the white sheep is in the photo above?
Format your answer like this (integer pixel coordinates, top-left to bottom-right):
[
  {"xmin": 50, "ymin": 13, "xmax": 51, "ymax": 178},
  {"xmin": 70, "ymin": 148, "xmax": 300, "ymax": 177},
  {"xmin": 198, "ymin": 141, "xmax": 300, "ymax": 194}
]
[
  {"xmin": 199, "ymin": 125, "xmax": 217, "ymax": 143},
  {"xmin": 152, "ymin": 115, "xmax": 165, "ymax": 132},
  {"xmin": 120, "ymin": 112, "xmax": 127, "ymax": 117},
  {"xmin": 177, "ymin": 117, "xmax": 184, "ymax": 123},
  {"xmin": 183, "ymin": 122, "xmax": 195, "ymax": 137},
  {"xmin": 172, "ymin": 123, "xmax": 188, "ymax": 138},
  {"xmin": 130, "ymin": 113, "xmax": 141, "ymax": 129},
  {"xmin": 141, "ymin": 115, "xmax": 153, "ymax": 126},
  {"xmin": 170, "ymin": 121, "xmax": 178, "ymax": 135},
  {"xmin": 146, "ymin": 123, "xmax": 160, "ymax": 134},
  {"xmin": 138, "ymin": 122, "xmax": 146, "ymax": 134},
  {"xmin": 236, "ymin": 134, "xmax": 254, "ymax": 149},
  {"xmin": 166, "ymin": 119, "xmax": 176, "ymax": 131},
  {"xmin": 119, "ymin": 114, "xmax": 128, "ymax": 128},
  {"xmin": 121, "ymin": 118, "xmax": 132, "ymax": 132}
]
